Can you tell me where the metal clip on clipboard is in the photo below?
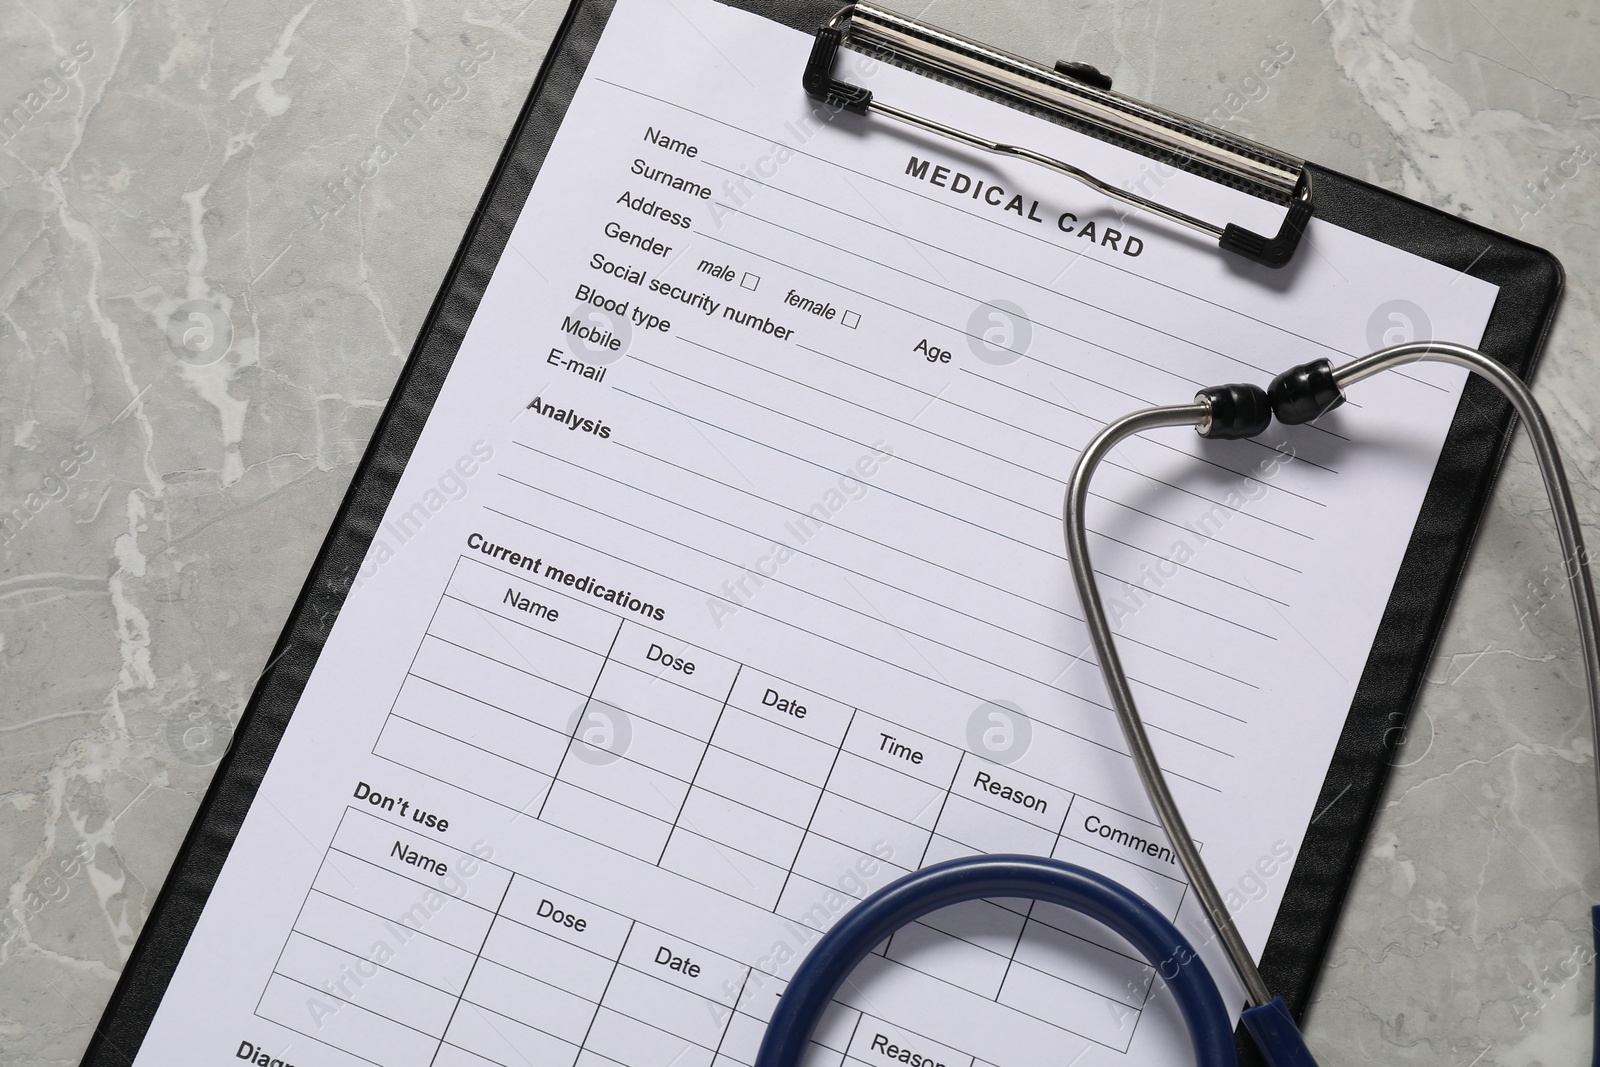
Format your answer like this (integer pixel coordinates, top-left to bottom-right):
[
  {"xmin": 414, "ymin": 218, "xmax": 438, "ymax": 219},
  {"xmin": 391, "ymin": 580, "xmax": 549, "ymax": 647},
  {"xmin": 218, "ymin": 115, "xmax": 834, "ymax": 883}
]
[{"xmin": 803, "ymin": 3, "xmax": 1315, "ymax": 267}]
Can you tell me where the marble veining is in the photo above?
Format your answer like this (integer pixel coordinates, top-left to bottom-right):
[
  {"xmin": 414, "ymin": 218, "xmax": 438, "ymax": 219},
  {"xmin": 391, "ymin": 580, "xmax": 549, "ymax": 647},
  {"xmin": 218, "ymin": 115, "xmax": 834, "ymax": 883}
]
[{"xmin": 2, "ymin": 0, "xmax": 1598, "ymax": 1064}]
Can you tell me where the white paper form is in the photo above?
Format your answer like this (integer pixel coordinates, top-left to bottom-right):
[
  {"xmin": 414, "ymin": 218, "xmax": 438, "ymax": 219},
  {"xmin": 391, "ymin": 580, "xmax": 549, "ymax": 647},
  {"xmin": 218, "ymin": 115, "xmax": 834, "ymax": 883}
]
[{"xmin": 130, "ymin": 2, "xmax": 1502, "ymax": 1066}]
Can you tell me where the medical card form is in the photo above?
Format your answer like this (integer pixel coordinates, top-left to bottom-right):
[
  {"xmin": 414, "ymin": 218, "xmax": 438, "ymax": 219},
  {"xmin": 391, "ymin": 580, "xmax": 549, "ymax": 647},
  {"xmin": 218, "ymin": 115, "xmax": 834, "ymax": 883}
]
[{"xmin": 131, "ymin": 2, "xmax": 1500, "ymax": 1066}]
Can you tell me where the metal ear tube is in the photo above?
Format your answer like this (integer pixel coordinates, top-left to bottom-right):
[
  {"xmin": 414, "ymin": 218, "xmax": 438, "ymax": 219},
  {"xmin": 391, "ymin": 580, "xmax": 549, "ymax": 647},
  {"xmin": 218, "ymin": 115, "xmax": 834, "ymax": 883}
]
[{"xmin": 1063, "ymin": 341, "xmax": 1600, "ymax": 1065}]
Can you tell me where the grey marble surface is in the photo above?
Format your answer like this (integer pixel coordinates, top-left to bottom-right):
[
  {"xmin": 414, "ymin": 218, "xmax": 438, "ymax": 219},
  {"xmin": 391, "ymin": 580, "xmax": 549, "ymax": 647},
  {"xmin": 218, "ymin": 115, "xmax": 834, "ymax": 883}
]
[{"xmin": 1, "ymin": 0, "xmax": 1596, "ymax": 1064}]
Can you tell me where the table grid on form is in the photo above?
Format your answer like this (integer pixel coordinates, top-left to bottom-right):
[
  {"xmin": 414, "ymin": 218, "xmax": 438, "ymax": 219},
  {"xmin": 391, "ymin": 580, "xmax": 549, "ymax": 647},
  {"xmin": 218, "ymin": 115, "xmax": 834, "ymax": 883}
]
[
  {"xmin": 255, "ymin": 800, "xmax": 1175, "ymax": 1067},
  {"xmin": 257, "ymin": 804, "xmax": 887, "ymax": 1067},
  {"xmin": 347, "ymin": 552, "xmax": 1196, "ymax": 1057}
]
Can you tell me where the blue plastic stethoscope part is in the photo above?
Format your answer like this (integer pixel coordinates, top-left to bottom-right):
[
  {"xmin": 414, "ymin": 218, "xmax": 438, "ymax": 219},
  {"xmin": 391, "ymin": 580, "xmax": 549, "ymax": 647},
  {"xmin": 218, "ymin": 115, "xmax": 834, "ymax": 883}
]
[
  {"xmin": 751, "ymin": 855, "xmax": 1320, "ymax": 1067},
  {"xmin": 754, "ymin": 855, "xmax": 1240, "ymax": 1067}
]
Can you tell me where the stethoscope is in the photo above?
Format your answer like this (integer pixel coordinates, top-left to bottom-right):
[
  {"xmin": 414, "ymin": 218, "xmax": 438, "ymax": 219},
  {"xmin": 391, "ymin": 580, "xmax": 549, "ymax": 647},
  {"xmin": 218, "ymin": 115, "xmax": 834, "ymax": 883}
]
[{"xmin": 755, "ymin": 340, "xmax": 1600, "ymax": 1067}]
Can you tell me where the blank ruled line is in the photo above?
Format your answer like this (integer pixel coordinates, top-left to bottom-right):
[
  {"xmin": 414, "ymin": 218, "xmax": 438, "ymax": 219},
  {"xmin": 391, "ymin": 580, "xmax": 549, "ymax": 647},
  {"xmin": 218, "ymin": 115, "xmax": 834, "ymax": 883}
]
[
  {"xmin": 523, "ymin": 440, "xmax": 1273, "ymax": 700},
  {"xmin": 390, "ymin": 700, "xmax": 664, "ymax": 802},
  {"xmin": 270, "ymin": 971, "xmax": 448, "ymax": 1044},
  {"xmin": 641, "ymin": 348, "xmax": 1311, "ymax": 602},
  {"xmin": 680, "ymin": 332, "xmax": 1306, "ymax": 570},
  {"xmin": 403, "ymin": 667, "xmax": 721, "ymax": 782},
  {"xmin": 519, "ymin": 438, "xmax": 1257, "ymax": 689},
  {"xmin": 622, "ymin": 353, "xmax": 1295, "ymax": 605},
  {"xmin": 613, "ymin": 380, "xmax": 1291, "ymax": 619},
  {"xmin": 286, "ymin": 928, "xmax": 464, "ymax": 999},
  {"xmin": 603, "ymin": 437, "xmax": 1257, "ymax": 688},
  {"xmin": 460, "ymin": 975, "xmax": 723, "ymax": 1060},
  {"xmin": 508, "ymin": 457, "xmax": 1133, "ymax": 680},
  {"xmin": 299, "ymin": 887, "xmax": 463, "ymax": 956},
  {"xmin": 503, "ymin": 448, "xmax": 1254, "ymax": 716},
  {"xmin": 614, "ymin": 382, "xmax": 1286, "ymax": 628},
  {"xmin": 792, "ymin": 341, "xmax": 1317, "ymax": 542}
]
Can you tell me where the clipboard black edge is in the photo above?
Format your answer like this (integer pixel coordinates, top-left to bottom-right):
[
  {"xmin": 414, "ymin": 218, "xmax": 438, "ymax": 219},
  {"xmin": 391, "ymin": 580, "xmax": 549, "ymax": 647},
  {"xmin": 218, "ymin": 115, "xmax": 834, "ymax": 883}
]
[
  {"xmin": 75, "ymin": 1, "xmax": 615, "ymax": 1062},
  {"xmin": 1235, "ymin": 164, "xmax": 1563, "ymax": 1064},
  {"xmin": 74, "ymin": 0, "xmax": 1564, "ymax": 1061}
]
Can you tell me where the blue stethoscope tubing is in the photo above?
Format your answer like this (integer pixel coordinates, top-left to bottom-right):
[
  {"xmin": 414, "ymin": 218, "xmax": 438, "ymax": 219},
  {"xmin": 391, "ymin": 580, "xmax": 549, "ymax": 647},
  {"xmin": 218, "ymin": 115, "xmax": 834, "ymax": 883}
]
[
  {"xmin": 753, "ymin": 342, "xmax": 1600, "ymax": 1067},
  {"xmin": 754, "ymin": 854, "xmax": 1310, "ymax": 1067}
]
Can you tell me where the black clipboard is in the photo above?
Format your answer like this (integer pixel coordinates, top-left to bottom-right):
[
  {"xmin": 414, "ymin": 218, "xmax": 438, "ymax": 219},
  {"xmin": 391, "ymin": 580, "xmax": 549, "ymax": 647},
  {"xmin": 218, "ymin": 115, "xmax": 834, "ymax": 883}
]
[{"xmin": 79, "ymin": 2, "xmax": 1562, "ymax": 1064}]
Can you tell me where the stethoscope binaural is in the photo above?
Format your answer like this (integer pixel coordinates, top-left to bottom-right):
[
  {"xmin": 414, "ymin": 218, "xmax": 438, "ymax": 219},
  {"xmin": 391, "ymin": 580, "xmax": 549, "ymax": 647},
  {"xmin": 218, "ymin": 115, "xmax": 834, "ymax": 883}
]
[{"xmin": 755, "ymin": 341, "xmax": 1600, "ymax": 1067}]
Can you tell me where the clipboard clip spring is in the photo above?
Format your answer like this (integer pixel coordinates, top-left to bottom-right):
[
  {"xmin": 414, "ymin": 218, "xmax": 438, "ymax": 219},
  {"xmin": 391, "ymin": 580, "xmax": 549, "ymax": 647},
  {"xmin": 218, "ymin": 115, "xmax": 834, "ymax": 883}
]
[{"xmin": 803, "ymin": 4, "xmax": 1315, "ymax": 268}]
